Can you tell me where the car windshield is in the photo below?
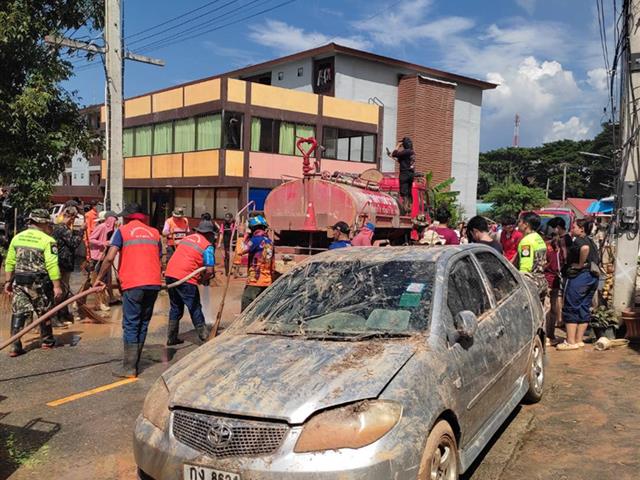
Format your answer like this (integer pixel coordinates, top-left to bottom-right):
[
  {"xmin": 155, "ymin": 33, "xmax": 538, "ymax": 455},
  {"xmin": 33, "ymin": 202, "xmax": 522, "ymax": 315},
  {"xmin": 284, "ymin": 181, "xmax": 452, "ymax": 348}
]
[
  {"xmin": 539, "ymin": 213, "xmax": 571, "ymax": 232},
  {"xmin": 244, "ymin": 259, "xmax": 436, "ymax": 337}
]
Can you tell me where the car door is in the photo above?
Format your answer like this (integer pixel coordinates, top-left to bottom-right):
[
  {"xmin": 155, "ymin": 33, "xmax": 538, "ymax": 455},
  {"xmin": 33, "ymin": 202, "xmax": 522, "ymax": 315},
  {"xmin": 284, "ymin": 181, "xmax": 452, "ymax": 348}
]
[
  {"xmin": 474, "ymin": 251, "xmax": 535, "ymax": 393},
  {"xmin": 443, "ymin": 255, "xmax": 512, "ymax": 443}
]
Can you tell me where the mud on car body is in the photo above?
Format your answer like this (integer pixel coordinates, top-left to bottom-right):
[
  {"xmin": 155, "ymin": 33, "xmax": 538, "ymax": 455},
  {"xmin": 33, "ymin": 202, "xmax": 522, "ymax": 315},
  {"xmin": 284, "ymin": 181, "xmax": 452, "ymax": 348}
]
[{"xmin": 134, "ymin": 245, "xmax": 545, "ymax": 480}]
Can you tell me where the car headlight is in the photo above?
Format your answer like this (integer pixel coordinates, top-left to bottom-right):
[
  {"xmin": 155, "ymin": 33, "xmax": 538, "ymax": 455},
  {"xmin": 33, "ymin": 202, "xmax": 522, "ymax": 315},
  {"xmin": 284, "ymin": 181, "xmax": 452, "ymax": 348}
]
[
  {"xmin": 294, "ymin": 400, "xmax": 402, "ymax": 453},
  {"xmin": 142, "ymin": 377, "xmax": 170, "ymax": 430}
]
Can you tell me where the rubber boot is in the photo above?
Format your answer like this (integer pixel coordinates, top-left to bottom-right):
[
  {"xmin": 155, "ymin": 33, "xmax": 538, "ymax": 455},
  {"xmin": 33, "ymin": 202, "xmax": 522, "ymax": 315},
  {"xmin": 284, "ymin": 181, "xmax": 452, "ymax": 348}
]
[
  {"xmin": 196, "ymin": 324, "xmax": 211, "ymax": 342},
  {"xmin": 166, "ymin": 319, "xmax": 185, "ymax": 346},
  {"xmin": 9, "ymin": 314, "xmax": 27, "ymax": 357},
  {"xmin": 112, "ymin": 343, "xmax": 139, "ymax": 378}
]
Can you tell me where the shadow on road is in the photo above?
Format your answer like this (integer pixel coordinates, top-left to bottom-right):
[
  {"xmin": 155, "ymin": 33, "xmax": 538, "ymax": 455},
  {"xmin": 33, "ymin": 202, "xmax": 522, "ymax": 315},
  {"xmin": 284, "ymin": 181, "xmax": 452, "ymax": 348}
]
[{"xmin": 0, "ymin": 418, "xmax": 60, "ymax": 480}]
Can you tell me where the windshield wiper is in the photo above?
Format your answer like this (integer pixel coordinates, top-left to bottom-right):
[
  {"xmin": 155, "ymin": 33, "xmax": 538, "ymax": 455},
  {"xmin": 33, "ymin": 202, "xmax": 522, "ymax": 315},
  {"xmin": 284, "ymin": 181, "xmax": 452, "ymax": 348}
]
[
  {"xmin": 304, "ymin": 331, "xmax": 413, "ymax": 341},
  {"xmin": 246, "ymin": 330, "xmax": 303, "ymax": 338}
]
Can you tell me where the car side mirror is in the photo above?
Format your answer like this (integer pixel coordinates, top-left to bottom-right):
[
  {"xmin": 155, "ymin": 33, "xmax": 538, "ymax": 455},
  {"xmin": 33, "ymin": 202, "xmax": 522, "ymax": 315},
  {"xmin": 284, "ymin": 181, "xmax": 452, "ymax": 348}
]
[{"xmin": 455, "ymin": 310, "xmax": 478, "ymax": 340}]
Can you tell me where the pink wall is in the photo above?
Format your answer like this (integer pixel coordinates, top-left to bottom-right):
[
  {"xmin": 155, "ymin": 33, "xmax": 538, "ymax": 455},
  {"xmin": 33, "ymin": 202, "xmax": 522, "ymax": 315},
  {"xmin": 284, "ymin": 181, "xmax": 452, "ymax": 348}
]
[{"xmin": 249, "ymin": 152, "xmax": 375, "ymax": 180}]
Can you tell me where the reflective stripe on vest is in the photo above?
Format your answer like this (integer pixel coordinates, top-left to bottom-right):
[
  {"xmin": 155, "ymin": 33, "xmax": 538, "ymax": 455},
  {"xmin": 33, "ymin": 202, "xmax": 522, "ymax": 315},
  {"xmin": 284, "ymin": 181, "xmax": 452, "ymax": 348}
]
[
  {"xmin": 165, "ymin": 233, "xmax": 210, "ymax": 285},
  {"xmin": 118, "ymin": 220, "xmax": 162, "ymax": 290}
]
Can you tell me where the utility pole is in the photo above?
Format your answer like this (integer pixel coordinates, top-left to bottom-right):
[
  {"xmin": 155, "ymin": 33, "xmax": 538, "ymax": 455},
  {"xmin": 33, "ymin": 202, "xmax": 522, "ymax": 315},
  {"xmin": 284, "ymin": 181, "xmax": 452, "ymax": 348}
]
[
  {"xmin": 614, "ymin": 0, "xmax": 640, "ymax": 315},
  {"xmin": 45, "ymin": 0, "xmax": 164, "ymax": 212},
  {"xmin": 560, "ymin": 163, "xmax": 568, "ymax": 206}
]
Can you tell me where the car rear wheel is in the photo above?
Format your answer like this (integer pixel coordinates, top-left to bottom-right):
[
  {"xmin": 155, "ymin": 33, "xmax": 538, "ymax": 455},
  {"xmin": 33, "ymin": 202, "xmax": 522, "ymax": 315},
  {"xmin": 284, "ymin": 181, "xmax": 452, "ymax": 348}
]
[
  {"xmin": 418, "ymin": 420, "xmax": 459, "ymax": 480},
  {"xmin": 524, "ymin": 335, "xmax": 545, "ymax": 403}
]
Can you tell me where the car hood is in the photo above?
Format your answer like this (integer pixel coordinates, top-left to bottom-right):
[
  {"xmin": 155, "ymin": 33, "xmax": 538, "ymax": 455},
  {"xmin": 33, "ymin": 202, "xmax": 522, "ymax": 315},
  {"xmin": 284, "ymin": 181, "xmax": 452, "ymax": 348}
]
[{"xmin": 165, "ymin": 334, "xmax": 416, "ymax": 424}]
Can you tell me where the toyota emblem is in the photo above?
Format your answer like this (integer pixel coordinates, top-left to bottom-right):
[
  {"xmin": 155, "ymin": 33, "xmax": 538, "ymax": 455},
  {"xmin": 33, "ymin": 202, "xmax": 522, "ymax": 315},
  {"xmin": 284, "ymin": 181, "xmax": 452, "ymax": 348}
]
[{"xmin": 207, "ymin": 421, "xmax": 233, "ymax": 448}]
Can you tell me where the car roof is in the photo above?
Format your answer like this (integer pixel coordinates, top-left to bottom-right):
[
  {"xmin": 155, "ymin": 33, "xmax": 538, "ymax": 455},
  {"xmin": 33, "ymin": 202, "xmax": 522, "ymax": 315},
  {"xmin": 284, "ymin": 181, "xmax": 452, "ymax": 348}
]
[{"xmin": 308, "ymin": 244, "xmax": 493, "ymax": 265}]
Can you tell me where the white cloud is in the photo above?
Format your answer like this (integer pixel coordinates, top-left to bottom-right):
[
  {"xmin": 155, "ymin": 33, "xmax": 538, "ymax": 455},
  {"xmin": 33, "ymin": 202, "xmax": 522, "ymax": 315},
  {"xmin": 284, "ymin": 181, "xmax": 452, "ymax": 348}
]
[
  {"xmin": 544, "ymin": 116, "xmax": 592, "ymax": 142},
  {"xmin": 248, "ymin": 19, "xmax": 371, "ymax": 55},
  {"xmin": 516, "ymin": 0, "xmax": 536, "ymax": 15},
  {"xmin": 202, "ymin": 41, "xmax": 261, "ymax": 68},
  {"xmin": 587, "ymin": 67, "xmax": 609, "ymax": 93}
]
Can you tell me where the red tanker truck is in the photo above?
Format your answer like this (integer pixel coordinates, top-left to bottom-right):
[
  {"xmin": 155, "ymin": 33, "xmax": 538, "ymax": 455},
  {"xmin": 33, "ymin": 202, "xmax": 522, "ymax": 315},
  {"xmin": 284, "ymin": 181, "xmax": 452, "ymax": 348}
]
[{"xmin": 264, "ymin": 138, "xmax": 427, "ymax": 257}]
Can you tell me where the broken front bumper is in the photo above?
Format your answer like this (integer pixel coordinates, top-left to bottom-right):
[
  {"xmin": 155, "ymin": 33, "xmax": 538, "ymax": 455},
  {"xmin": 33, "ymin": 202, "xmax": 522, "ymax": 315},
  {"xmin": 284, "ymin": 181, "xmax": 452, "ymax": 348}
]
[{"xmin": 134, "ymin": 414, "xmax": 398, "ymax": 480}]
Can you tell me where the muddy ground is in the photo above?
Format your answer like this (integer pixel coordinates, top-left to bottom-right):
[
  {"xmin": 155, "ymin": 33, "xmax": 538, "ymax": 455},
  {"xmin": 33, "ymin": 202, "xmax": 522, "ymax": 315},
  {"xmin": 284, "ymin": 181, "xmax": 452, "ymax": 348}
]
[{"xmin": 0, "ymin": 269, "xmax": 639, "ymax": 479}]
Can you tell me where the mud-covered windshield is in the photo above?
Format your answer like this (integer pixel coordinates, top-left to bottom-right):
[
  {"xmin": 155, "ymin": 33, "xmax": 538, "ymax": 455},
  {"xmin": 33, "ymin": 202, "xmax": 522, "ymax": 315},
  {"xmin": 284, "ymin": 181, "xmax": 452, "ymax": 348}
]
[{"xmin": 244, "ymin": 260, "xmax": 436, "ymax": 336}]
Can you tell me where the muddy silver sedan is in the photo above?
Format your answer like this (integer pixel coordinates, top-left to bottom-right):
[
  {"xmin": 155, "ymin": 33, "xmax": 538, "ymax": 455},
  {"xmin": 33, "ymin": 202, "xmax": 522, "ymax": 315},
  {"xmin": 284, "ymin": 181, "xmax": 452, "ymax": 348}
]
[{"xmin": 134, "ymin": 245, "xmax": 545, "ymax": 480}]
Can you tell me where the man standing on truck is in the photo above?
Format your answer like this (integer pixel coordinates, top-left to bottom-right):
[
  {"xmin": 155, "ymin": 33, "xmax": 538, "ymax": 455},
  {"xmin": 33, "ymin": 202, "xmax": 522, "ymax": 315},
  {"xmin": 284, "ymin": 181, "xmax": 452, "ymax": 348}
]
[
  {"xmin": 4, "ymin": 209, "xmax": 63, "ymax": 357},
  {"xmin": 388, "ymin": 137, "xmax": 416, "ymax": 214}
]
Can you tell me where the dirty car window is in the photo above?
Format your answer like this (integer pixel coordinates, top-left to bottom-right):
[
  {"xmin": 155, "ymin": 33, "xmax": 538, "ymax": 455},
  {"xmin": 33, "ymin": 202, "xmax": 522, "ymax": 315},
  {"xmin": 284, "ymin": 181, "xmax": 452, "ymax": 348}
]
[{"xmin": 244, "ymin": 260, "xmax": 436, "ymax": 335}]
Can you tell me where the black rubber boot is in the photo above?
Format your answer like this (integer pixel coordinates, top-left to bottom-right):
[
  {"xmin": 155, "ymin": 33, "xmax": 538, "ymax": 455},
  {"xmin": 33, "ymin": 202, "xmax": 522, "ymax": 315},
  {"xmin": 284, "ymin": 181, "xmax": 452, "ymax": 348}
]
[
  {"xmin": 112, "ymin": 343, "xmax": 139, "ymax": 378},
  {"xmin": 9, "ymin": 314, "xmax": 27, "ymax": 357},
  {"xmin": 166, "ymin": 319, "xmax": 184, "ymax": 346},
  {"xmin": 196, "ymin": 324, "xmax": 211, "ymax": 342}
]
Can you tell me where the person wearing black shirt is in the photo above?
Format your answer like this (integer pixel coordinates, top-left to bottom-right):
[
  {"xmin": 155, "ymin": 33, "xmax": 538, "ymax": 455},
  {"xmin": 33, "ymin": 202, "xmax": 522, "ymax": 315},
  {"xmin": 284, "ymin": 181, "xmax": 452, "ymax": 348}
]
[
  {"xmin": 557, "ymin": 218, "xmax": 599, "ymax": 351},
  {"xmin": 466, "ymin": 215, "xmax": 503, "ymax": 253},
  {"xmin": 389, "ymin": 137, "xmax": 416, "ymax": 214}
]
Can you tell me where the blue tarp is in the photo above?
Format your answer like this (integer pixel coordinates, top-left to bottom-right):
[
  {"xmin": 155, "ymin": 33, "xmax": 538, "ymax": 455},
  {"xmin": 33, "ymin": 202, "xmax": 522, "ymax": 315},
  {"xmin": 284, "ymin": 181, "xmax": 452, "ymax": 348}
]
[{"xmin": 587, "ymin": 199, "xmax": 614, "ymax": 214}]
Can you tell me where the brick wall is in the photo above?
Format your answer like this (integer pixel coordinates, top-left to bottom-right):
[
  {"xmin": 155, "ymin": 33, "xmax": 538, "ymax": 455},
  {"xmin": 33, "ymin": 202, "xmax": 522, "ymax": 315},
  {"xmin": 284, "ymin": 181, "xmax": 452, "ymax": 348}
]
[{"xmin": 396, "ymin": 75, "xmax": 455, "ymax": 187}]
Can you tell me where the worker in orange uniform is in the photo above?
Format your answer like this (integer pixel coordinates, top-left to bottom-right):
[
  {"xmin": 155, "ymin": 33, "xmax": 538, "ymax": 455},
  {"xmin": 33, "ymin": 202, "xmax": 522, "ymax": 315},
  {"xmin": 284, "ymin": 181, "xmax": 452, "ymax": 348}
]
[
  {"xmin": 162, "ymin": 207, "xmax": 190, "ymax": 263},
  {"xmin": 164, "ymin": 220, "xmax": 216, "ymax": 345},
  {"xmin": 240, "ymin": 215, "xmax": 275, "ymax": 312},
  {"xmin": 94, "ymin": 203, "xmax": 162, "ymax": 378}
]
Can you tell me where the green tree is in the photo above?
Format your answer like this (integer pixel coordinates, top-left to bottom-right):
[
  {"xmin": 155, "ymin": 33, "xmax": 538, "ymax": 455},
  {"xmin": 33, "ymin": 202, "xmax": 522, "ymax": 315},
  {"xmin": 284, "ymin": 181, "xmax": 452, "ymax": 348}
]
[
  {"xmin": 0, "ymin": 1, "xmax": 103, "ymax": 210},
  {"xmin": 483, "ymin": 183, "xmax": 548, "ymax": 219}
]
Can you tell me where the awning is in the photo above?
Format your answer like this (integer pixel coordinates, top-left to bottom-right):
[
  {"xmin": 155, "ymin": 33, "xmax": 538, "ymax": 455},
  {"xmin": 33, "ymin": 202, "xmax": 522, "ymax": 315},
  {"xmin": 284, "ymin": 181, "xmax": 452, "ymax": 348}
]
[{"xmin": 587, "ymin": 199, "xmax": 614, "ymax": 215}]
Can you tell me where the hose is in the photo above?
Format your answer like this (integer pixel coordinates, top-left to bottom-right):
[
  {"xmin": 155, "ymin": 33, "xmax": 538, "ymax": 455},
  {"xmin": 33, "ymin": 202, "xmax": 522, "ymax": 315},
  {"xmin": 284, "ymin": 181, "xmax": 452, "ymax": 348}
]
[
  {"xmin": 0, "ymin": 286, "xmax": 103, "ymax": 352},
  {"xmin": 165, "ymin": 267, "xmax": 206, "ymax": 289}
]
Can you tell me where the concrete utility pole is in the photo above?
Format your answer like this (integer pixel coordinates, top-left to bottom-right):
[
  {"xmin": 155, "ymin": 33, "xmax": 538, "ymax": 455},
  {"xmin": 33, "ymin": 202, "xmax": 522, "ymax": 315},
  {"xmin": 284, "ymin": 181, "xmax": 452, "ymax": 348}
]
[
  {"xmin": 46, "ymin": 0, "xmax": 164, "ymax": 212},
  {"xmin": 561, "ymin": 163, "xmax": 568, "ymax": 207},
  {"xmin": 614, "ymin": 0, "xmax": 640, "ymax": 315}
]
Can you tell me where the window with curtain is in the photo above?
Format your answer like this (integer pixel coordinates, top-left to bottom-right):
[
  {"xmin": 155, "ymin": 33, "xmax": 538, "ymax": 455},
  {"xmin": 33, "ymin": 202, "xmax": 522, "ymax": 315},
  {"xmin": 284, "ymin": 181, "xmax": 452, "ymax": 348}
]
[
  {"xmin": 295, "ymin": 124, "xmax": 316, "ymax": 156},
  {"xmin": 135, "ymin": 125, "xmax": 152, "ymax": 156},
  {"xmin": 154, "ymin": 122, "xmax": 173, "ymax": 154},
  {"xmin": 123, "ymin": 129, "xmax": 134, "ymax": 157},
  {"xmin": 174, "ymin": 189, "xmax": 193, "ymax": 217},
  {"xmin": 197, "ymin": 114, "xmax": 221, "ymax": 150},
  {"xmin": 278, "ymin": 122, "xmax": 295, "ymax": 155},
  {"xmin": 174, "ymin": 118, "xmax": 196, "ymax": 152},
  {"xmin": 250, "ymin": 118, "xmax": 261, "ymax": 151},
  {"xmin": 194, "ymin": 189, "xmax": 215, "ymax": 218}
]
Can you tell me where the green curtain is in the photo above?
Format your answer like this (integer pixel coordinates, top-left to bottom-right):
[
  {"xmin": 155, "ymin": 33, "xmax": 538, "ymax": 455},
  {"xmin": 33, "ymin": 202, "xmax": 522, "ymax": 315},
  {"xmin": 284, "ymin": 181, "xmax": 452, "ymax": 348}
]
[
  {"xmin": 135, "ymin": 125, "xmax": 152, "ymax": 156},
  {"xmin": 278, "ymin": 122, "xmax": 295, "ymax": 155},
  {"xmin": 250, "ymin": 118, "xmax": 261, "ymax": 151},
  {"xmin": 197, "ymin": 114, "xmax": 221, "ymax": 150},
  {"xmin": 174, "ymin": 118, "xmax": 196, "ymax": 152},
  {"xmin": 123, "ymin": 129, "xmax": 134, "ymax": 157},
  {"xmin": 154, "ymin": 122, "xmax": 173, "ymax": 154},
  {"xmin": 295, "ymin": 124, "xmax": 315, "ymax": 156}
]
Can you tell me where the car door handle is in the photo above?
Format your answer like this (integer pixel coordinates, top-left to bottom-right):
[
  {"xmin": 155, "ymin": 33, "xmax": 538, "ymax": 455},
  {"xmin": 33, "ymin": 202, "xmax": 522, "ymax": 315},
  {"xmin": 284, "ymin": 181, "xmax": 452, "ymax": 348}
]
[{"xmin": 496, "ymin": 326, "xmax": 505, "ymax": 338}]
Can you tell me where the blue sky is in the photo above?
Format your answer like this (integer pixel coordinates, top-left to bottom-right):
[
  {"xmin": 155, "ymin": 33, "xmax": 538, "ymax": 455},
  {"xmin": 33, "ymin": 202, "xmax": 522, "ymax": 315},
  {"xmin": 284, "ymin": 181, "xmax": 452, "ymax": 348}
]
[{"xmin": 63, "ymin": 0, "xmax": 615, "ymax": 151}]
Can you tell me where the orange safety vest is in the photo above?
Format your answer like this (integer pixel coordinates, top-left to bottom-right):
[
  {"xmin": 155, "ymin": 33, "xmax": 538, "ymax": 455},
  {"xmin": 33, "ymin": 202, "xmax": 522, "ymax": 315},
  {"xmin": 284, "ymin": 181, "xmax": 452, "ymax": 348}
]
[
  {"xmin": 165, "ymin": 232, "xmax": 211, "ymax": 285},
  {"xmin": 166, "ymin": 217, "xmax": 190, "ymax": 247},
  {"xmin": 118, "ymin": 220, "xmax": 162, "ymax": 290}
]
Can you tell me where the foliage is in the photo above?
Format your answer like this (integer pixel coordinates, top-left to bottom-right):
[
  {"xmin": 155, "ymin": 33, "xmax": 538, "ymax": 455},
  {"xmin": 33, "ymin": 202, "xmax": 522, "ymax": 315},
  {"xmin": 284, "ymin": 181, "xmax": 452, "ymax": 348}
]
[
  {"xmin": 590, "ymin": 306, "xmax": 618, "ymax": 329},
  {"xmin": 424, "ymin": 172, "xmax": 461, "ymax": 223},
  {"xmin": 483, "ymin": 182, "xmax": 548, "ymax": 219},
  {"xmin": 0, "ymin": 1, "xmax": 103, "ymax": 211},
  {"xmin": 479, "ymin": 123, "xmax": 617, "ymax": 200}
]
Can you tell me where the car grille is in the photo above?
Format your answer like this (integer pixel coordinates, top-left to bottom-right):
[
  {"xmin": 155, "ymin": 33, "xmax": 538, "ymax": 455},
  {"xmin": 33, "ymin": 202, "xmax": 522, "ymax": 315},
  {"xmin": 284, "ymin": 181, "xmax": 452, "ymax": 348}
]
[{"xmin": 172, "ymin": 409, "xmax": 289, "ymax": 458}]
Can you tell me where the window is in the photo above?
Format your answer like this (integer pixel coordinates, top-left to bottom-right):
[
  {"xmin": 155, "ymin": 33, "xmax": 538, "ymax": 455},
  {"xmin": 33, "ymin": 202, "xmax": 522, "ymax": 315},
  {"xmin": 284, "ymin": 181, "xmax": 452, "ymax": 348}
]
[
  {"xmin": 475, "ymin": 252, "xmax": 520, "ymax": 303},
  {"xmin": 215, "ymin": 188, "xmax": 239, "ymax": 219},
  {"xmin": 135, "ymin": 125, "xmax": 152, "ymax": 155},
  {"xmin": 174, "ymin": 189, "xmax": 193, "ymax": 217},
  {"xmin": 154, "ymin": 122, "xmax": 173, "ymax": 154},
  {"xmin": 223, "ymin": 112, "xmax": 243, "ymax": 150},
  {"xmin": 123, "ymin": 129, "xmax": 134, "ymax": 157},
  {"xmin": 294, "ymin": 124, "xmax": 315, "ymax": 156},
  {"xmin": 251, "ymin": 118, "xmax": 280, "ymax": 153},
  {"xmin": 447, "ymin": 257, "xmax": 491, "ymax": 319},
  {"xmin": 277, "ymin": 72, "xmax": 284, "ymax": 81},
  {"xmin": 197, "ymin": 114, "xmax": 222, "ymax": 150},
  {"xmin": 278, "ymin": 122, "xmax": 295, "ymax": 155},
  {"xmin": 323, "ymin": 128, "xmax": 376, "ymax": 163},
  {"xmin": 297, "ymin": 67, "xmax": 304, "ymax": 77},
  {"xmin": 194, "ymin": 188, "xmax": 215, "ymax": 218},
  {"xmin": 174, "ymin": 118, "xmax": 196, "ymax": 152}
]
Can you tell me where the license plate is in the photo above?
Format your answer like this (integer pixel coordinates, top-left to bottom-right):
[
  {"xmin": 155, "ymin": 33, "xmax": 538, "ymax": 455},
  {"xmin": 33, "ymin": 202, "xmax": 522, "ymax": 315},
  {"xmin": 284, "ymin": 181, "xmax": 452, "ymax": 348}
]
[{"xmin": 183, "ymin": 464, "xmax": 241, "ymax": 480}]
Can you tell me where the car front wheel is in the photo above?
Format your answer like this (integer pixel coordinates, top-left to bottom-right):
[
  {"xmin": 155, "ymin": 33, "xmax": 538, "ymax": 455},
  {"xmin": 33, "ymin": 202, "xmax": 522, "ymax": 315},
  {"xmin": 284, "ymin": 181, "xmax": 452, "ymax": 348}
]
[
  {"xmin": 524, "ymin": 335, "xmax": 545, "ymax": 403},
  {"xmin": 418, "ymin": 420, "xmax": 459, "ymax": 480}
]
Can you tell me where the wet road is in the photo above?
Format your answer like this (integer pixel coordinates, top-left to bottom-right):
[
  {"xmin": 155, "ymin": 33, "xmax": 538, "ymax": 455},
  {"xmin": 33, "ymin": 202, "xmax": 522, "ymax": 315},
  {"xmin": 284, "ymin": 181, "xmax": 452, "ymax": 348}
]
[{"xmin": 1, "ymin": 271, "xmax": 639, "ymax": 479}]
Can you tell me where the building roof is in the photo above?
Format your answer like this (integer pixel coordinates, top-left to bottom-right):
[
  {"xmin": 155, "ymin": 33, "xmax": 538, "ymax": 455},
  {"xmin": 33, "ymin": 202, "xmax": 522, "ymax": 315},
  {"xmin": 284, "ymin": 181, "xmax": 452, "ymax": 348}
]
[
  {"xmin": 547, "ymin": 198, "xmax": 598, "ymax": 216},
  {"xmin": 226, "ymin": 43, "xmax": 497, "ymax": 91}
]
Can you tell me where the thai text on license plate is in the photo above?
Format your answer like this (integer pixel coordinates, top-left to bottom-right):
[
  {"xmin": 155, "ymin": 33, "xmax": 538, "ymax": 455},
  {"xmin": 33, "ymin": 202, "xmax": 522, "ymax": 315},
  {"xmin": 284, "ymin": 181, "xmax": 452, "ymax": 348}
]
[{"xmin": 183, "ymin": 464, "xmax": 241, "ymax": 480}]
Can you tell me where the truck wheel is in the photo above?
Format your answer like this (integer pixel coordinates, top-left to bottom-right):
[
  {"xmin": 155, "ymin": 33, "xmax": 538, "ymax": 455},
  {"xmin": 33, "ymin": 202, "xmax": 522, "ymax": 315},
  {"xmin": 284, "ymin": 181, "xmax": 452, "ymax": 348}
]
[
  {"xmin": 524, "ymin": 335, "xmax": 545, "ymax": 403},
  {"xmin": 418, "ymin": 420, "xmax": 459, "ymax": 480}
]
